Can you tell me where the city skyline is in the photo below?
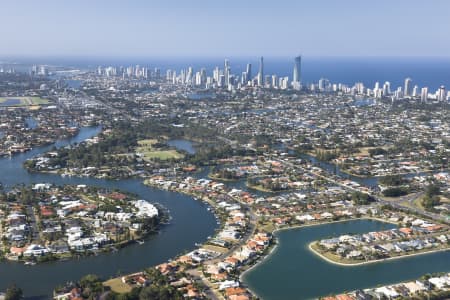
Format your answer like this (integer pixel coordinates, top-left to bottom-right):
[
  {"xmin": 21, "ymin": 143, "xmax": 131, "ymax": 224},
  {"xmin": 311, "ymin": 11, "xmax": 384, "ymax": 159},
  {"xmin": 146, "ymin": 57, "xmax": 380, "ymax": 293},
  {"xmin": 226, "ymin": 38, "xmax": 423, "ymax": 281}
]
[
  {"xmin": 1, "ymin": 1, "xmax": 450, "ymax": 299},
  {"xmin": 1, "ymin": 0, "xmax": 450, "ymax": 58}
]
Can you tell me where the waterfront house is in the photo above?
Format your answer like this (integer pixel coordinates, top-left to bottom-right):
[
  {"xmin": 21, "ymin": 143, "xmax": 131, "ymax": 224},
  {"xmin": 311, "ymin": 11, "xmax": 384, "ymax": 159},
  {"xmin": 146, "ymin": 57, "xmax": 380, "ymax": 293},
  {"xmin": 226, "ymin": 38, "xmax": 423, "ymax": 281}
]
[{"xmin": 23, "ymin": 244, "xmax": 50, "ymax": 257}]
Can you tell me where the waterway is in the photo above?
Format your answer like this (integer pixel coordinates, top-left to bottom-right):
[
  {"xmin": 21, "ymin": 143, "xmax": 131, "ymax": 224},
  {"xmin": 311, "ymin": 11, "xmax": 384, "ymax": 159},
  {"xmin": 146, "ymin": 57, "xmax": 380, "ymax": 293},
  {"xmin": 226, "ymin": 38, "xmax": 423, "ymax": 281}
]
[
  {"xmin": 243, "ymin": 219, "xmax": 450, "ymax": 300},
  {"xmin": 300, "ymin": 153, "xmax": 439, "ymax": 190},
  {"xmin": 2, "ymin": 133, "xmax": 449, "ymax": 299},
  {"xmin": 300, "ymin": 153, "xmax": 379, "ymax": 187},
  {"xmin": 0, "ymin": 127, "xmax": 218, "ymax": 299},
  {"xmin": 66, "ymin": 79, "xmax": 82, "ymax": 89},
  {"xmin": 25, "ymin": 117, "xmax": 38, "ymax": 129},
  {"xmin": 167, "ymin": 139, "xmax": 196, "ymax": 155}
]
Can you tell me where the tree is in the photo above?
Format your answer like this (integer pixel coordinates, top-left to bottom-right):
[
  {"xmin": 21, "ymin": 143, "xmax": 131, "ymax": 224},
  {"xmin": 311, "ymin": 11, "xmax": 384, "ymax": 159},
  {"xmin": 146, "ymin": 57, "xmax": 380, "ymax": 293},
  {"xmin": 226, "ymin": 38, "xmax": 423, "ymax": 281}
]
[
  {"xmin": 5, "ymin": 284, "xmax": 23, "ymax": 300},
  {"xmin": 422, "ymin": 184, "xmax": 442, "ymax": 209},
  {"xmin": 422, "ymin": 195, "xmax": 440, "ymax": 209},
  {"xmin": 379, "ymin": 175, "xmax": 406, "ymax": 187},
  {"xmin": 382, "ymin": 187, "xmax": 408, "ymax": 197},
  {"xmin": 351, "ymin": 191, "xmax": 374, "ymax": 205},
  {"xmin": 425, "ymin": 184, "xmax": 441, "ymax": 198},
  {"xmin": 368, "ymin": 147, "xmax": 387, "ymax": 157},
  {"xmin": 79, "ymin": 274, "xmax": 104, "ymax": 296}
]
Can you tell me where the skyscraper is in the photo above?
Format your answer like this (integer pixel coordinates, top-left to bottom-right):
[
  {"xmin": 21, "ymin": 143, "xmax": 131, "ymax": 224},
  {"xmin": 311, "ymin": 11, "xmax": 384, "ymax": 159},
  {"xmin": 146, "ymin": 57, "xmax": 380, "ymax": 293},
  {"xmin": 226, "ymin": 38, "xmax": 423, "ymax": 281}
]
[
  {"xmin": 293, "ymin": 55, "xmax": 301, "ymax": 87},
  {"xmin": 438, "ymin": 86, "xmax": 446, "ymax": 101},
  {"xmin": 258, "ymin": 56, "xmax": 264, "ymax": 87},
  {"xmin": 246, "ymin": 63, "xmax": 252, "ymax": 83},
  {"xmin": 224, "ymin": 59, "xmax": 230, "ymax": 87},
  {"xmin": 241, "ymin": 71, "xmax": 247, "ymax": 85},
  {"xmin": 404, "ymin": 78, "xmax": 412, "ymax": 97},
  {"xmin": 383, "ymin": 81, "xmax": 391, "ymax": 96},
  {"xmin": 213, "ymin": 67, "xmax": 220, "ymax": 83},
  {"xmin": 421, "ymin": 87, "xmax": 428, "ymax": 103},
  {"xmin": 412, "ymin": 85, "xmax": 419, "ymax": 97}
]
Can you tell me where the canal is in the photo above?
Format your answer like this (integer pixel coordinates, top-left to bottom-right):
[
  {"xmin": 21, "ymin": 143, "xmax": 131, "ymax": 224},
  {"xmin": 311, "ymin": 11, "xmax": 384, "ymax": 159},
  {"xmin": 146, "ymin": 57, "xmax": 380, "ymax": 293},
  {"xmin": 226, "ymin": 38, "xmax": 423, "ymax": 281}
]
[
  {"xmin": 242, "ymin": 219, "xmax": 450, "ymax": 300},
  {"xmin": 0, "ymin": 128, "xmax": 218, "ymax": 299}
]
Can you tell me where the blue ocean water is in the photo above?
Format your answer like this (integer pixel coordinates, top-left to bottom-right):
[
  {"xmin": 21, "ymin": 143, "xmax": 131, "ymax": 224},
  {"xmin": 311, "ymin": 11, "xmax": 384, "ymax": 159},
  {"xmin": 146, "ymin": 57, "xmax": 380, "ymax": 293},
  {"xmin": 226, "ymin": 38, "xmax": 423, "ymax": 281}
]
[{"xmin": 2, "ymin": 56, "xmax": 450, "ymax": 91}]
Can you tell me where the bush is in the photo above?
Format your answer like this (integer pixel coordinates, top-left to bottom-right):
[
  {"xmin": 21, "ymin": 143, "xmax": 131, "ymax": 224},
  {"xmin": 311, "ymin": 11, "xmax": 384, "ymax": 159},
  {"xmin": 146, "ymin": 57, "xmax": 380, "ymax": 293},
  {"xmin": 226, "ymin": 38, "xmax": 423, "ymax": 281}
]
[{"xmin": 382, "ymin": 187, "xmax": 408, "ymax": 197}]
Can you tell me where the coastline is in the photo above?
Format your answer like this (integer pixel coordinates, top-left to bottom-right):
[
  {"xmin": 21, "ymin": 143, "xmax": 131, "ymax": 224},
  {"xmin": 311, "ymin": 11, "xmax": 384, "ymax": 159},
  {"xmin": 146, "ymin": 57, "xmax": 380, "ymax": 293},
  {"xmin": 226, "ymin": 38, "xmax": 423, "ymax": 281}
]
[
  {"xmin": 239, "ymin": 239, "xmax": 279, "ymax": 300},
  {"xmin": 207, "ymin": 173, "xmax": 241, "ymax": 182},
  {"xmin": 308, "ymin": 242, "xmax": 450, "ymax": 267},
  {"xmin": 240, "ymin": 217, "xmax": 400, "ymax": 298}
]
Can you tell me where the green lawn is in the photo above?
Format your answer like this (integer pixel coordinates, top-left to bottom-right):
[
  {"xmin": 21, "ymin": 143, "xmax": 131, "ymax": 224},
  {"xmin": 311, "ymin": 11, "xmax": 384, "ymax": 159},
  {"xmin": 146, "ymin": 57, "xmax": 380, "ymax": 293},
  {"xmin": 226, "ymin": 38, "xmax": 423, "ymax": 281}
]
[
  {"xmin": 137, "ymin": 139, "xmax": 184, "ymax": 161},
  {"xmin": 104, "ymin": 277, "xmax": 132, "ymax": 294},
  {"xmin": 0, "ymin": 96, "xmax": 50, "ymax": 106}
]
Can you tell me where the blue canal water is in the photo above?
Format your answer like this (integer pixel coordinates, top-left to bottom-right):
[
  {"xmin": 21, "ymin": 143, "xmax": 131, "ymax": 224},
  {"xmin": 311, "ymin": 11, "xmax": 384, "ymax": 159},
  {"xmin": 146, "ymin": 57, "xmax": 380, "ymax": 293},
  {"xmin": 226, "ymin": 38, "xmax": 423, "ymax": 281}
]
[
  {"xmin": 0, "ymin": 99, "xmax": 21, "ymax": 106},
  {"xmin": 25, "ymin": 117, "xmax": 38, "ymax": 129},
  {"xmin": 243, "ymin": 219, "xmax": 450, "ymax": 300},
  {"xmin": 167, "ymin": 139, "xmax": 196, "ymax": 155},
  {"xmin": 0, "ymin": 127, "xmax": 218, "ymax": 299},
  {"xmin": 66, "ymin": 79, "xmax": 82, "ymax": 89}
]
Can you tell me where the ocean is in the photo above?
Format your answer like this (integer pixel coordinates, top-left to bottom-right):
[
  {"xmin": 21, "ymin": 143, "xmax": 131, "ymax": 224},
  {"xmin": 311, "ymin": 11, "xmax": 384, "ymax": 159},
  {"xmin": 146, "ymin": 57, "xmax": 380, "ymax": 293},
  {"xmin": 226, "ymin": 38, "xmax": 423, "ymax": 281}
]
[{"xmin": 2, "ymin": 56, "xmax": 450, "ymax": 91}]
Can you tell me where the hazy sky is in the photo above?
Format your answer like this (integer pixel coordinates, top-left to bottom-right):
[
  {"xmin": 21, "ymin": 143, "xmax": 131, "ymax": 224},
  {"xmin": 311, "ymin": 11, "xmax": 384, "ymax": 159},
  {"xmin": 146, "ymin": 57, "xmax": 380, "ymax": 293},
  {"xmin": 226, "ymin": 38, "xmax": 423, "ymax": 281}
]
[{"xmin": 1, "ymin": 0, "xmax": 449, "ymax": 58}]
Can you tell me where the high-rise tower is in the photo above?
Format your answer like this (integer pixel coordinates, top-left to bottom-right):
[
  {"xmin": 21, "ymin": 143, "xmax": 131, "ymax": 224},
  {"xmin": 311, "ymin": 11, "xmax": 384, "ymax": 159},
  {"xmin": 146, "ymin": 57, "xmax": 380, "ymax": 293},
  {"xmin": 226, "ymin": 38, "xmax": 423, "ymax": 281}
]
[
  {"xmin": 438, "ymin": 86, "xmax": 446, "ymax": 101},
  {"xmin": 224, "ymin": 59, "xmax": 230, "ymax": 87},
  {"xmin": 404, "ymin": 78, "xmax": 412, "ymax": 97},
  {"xmin": 421, "ymin": 87, "xmax": 428, "ymax": 103},
  {"xmin": 293, "ymin": 55, "xmax": 301, "ymax": 83},
  {"xmin": 246, "ymin": 63, "xmax": 252, "ymax": 83},
  {"xmin": 258, "ymin": 56, "xmax": 264, "ymax": 87}
]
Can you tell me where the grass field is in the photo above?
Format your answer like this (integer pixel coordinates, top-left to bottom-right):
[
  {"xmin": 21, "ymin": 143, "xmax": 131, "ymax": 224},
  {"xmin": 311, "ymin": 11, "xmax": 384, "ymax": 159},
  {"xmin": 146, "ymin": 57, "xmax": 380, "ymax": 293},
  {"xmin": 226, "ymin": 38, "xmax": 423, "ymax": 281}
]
[
  {"xmin": 104, "ymin": 278, "xmax": 132, "ymax": 293},
  {"xmin": 0, "ymin": 96, "xmax": 50, "ymax": 106},
  {"xmin": 137, "ymin": 139, "xmax": 184, "ymax": 161}
]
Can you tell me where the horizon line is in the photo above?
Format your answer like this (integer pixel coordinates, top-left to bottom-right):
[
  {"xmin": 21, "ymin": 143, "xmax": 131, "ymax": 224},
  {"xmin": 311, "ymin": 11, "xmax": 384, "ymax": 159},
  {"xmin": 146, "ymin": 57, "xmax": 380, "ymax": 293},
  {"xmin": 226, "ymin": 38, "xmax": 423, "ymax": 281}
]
[{"xmin": 2, "ymin": 54, "xmax": 450, "ymax": 61}]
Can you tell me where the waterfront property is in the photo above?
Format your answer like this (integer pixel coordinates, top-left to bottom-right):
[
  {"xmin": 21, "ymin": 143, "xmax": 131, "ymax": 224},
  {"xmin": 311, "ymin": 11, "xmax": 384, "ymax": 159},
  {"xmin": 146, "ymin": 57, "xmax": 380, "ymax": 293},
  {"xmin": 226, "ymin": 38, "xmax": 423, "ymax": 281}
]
[
  {"xmin": 0, "ymin": 184, "xmax": 161, "ymax": 263},
  {"xmin": 321, "ymin": 272, "xmax": 450, "ymax": 299},
  {"xmin": 0, "ymin": 56, "xmax": 449, "ymax": 299},
  {"xmin": 311, "ymin": 220, "xmax": 450, "ymax": 265},
  {"xmin": 242, "ymin": 219, "xmax": 450, "ymax": 300},
  {"xmin": 0, "ymin": 126, "xmax": 218, "ymax": 298}
]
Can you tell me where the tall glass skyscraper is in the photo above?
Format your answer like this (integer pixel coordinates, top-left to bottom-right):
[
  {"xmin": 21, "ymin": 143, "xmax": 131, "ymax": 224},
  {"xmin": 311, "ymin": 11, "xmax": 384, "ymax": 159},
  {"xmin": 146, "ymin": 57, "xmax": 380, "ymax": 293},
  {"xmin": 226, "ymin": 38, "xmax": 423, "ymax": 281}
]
[
  {"xmin": 293, "ymin": 55, "xmax": 301, "ymax": 84},
  {"xmin": 246, "ymin": 63, "xmax": 252, "ymax": 83},
  {"xmin": 224, "ymin": 59, "xmax": 230, "ymax": 87},
  {"xmin": 258, "ymin": 56, "xmax": 264, "ymax": 87},
  {"xmin": 292, "ymin": 55, "xmax": 302, "ymax": 90},
  {"xmin": 404, "ymin": 77, "xmax": 412, "ymax": 97}
]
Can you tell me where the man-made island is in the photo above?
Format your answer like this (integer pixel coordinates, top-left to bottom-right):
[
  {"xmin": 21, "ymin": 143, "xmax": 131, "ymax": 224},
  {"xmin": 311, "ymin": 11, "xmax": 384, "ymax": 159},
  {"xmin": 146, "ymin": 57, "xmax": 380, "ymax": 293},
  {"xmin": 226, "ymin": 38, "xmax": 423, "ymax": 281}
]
[{"xmin": 0, "ymin": 184, "xmax": 160, "ymax": 264}]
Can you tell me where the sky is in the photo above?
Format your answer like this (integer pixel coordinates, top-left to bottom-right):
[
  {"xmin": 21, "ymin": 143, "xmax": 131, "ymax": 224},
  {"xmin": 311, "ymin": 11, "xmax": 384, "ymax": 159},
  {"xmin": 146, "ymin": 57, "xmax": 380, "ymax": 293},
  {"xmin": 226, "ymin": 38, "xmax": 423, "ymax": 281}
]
[{"xmin": 1, "ymin": 0, "xmax": 450, "ymax": 58}]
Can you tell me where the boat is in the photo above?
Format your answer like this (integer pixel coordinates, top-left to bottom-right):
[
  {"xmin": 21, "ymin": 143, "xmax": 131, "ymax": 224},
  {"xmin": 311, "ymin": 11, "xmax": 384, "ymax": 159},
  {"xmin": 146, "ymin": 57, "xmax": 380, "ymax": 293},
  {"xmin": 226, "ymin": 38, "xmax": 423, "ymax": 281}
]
[
  {"xmin": 136, "ymin": 239, "xmax": 145, "ymax": 245},
  {"xmin": 24, "ymin": 261, "xmax": 36, "ymax": 266}
]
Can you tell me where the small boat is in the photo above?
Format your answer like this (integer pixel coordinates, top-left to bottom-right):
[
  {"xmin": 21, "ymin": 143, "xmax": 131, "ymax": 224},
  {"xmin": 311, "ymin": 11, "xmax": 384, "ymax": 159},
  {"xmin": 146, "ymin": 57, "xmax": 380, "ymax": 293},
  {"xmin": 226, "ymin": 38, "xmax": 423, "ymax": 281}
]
[
  {"xmin": 24, "ymin": 261, "xmax": 36, "ymax": 266},
  {"xmin": 136, "ymin": 239, "xmax": 145, "ymax": 245}
]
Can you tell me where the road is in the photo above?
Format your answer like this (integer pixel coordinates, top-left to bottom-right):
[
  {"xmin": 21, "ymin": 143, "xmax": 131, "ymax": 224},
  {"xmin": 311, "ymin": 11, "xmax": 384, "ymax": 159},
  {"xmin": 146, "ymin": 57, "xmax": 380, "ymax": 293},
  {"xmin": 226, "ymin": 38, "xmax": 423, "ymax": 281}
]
[
  {"xmin": 185, "ymin": 193, "xmax": 258, "ymax": 299},
  {"xmin": 186, "ymin": 268, "xmax": 223, "ymax": 300},
  {"xmin": 27, "ymin": 206, "xmax": 40, "ymax": 242},
  {"xmin": 273, "ymin": 157, "xmax": 448, "ymax": 223}
]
